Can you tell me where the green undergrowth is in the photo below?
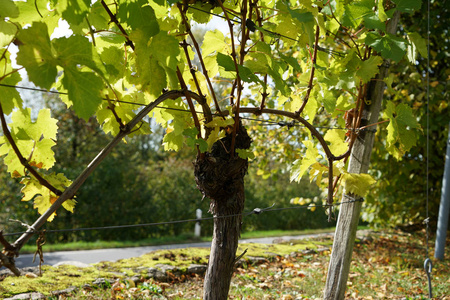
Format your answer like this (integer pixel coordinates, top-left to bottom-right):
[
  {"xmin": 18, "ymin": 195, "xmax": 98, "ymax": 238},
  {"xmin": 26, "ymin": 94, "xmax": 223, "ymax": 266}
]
[
  {"xmin": 0, "ymin": 265, "xmax": 111, "ymax": 297},
  {"xmin": 2, "ymin": 231, "xmax": 448, "ymax": 299},
  {"xmin": 0, "ymin": 239, "xmax": 331, "ymax": 298}
]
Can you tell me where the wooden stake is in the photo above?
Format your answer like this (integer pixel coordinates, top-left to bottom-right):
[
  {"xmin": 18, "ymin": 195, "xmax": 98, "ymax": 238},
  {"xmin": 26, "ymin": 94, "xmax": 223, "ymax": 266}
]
[{"xmin": 323, "ymin": 11, "xmax": 400, "ymax": 299}]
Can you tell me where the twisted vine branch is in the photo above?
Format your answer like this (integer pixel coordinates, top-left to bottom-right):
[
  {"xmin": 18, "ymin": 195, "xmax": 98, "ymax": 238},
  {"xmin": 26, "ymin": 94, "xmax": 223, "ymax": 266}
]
[{"xmin": 4, "ymin": 90, "xmax": 202, "ymax": 275}]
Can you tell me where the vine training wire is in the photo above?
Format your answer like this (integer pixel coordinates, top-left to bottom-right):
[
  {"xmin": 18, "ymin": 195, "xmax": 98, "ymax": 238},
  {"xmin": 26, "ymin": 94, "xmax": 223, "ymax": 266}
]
[
  {"xmin": 2, "ymin": 197, "xmax": 364, "ymax": 237},
  {"xmin": 0, "ymin": 83, "xmax": 348, "ymax": 131},
  {"xmin": 423, "ymin": 0, "xmax": 433, "ymax": 298}
]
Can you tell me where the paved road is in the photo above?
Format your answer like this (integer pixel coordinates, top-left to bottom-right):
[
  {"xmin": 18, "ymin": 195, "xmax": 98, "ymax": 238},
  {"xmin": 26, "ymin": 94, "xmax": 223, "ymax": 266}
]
[{"xmin": 14, "ymin": 233, "xmax": 333, "ymax": 268}]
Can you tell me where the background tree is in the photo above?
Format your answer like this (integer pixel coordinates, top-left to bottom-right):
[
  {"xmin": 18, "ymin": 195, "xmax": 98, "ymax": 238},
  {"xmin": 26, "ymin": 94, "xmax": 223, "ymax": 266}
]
[
  {"xmin": 364, "ymin": 0, "xmax": 448, "ymax": 229},
  {"xmin": 0, "ymin": 0, "xmax": 425, "ymax": 298}
]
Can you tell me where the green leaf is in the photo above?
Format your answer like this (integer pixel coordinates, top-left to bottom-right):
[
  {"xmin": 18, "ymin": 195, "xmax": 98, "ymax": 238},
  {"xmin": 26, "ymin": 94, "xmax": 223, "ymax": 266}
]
[
  {"xmin": 10, "ymin": 0, "xmax": 49, "ymax": 27},
  {"xmin": 205, "ymin": 116, "xmax": 235, "ymax": 128},
  {"xmin": 16, "ymin": 22, "xmax": 57, "ymax": 90},
  {"xmin": 341, "ymin": 172, "xmax": 376, "ymax": 197},
  {"xmin": 56, "ymin": 0, "xmax": 91, "ymax": 25},
  {"xmin": 0, "ymin": 21, "xmax": 17, "ymax": 48},
  {"xmin": 0, "ymin": 54, "xmax": 22, "ymax": 115},
  {"xmin": 188, "ymin": 2, "xmax": 213, "ymax": 23},
  {"xmin": 238, "ymin": 65, "xmax": 263, "ymax": 85},
  {"xmin": 407, "ymin": 32, "xmax": 428, "ymax": 59},
  {"xmin": 21, "ymin": 173, "xmax": 74, "ymax": 222},
  {"xmin": 12, "ymin": 108, "xmax": 58, "ymax": 141},
  {"xmin": 290, "ymin": 140, "xmax": 321, "ymax": 182},
  {"xmin": 324, "ymin": 130, "xmax": 348, "ymax": 156},
  {"xmin": 236, "ymin": 149, "xmax": 255, "ymax": 160},
  {"xmin": 377, "ymin": 0, "xmax": 388, "ymax": 22},
  {"xmin": 118, "ymin": 0, "xmax": 159, "ymax": 39},
  {"xmin": 61, "ymin": 67, "xmax": 104, "ymax": 120},
  {"xmin": 342, "ymin": 0, "xmax": 374, "ymax": 28},
  {"xmin": 0, "ymin": 108, "xmax": 58, "ymax": 176},
  {"xmin": 356, "ymin": 56, "xmax": 383, "ymax": 83},
  {"xmin": 280, "ymin": 53, "xmax": 302, "ymax": 72},
  {"xmin": 149, "ymin": 31, "xmax": 180, "ymax": 70},
  {"xmin": 100, "ymin": 46, "xmax": 125, "ymax": 81},
  {"xmin": 268, "ymin": 60, "xmax": 290, "ymax": 96},
  {"xmin": 286, "ymin": 6, "xmax": 314, "ymax": 23},
  {"xmin": 392, "ymin": 0, "xmax": 422, "ymax": 14},
  {"xmin": 162, "ymin": 130, "xmax": 184, "ymax": 151},
  {"xmin": 0, "ymin": 0, "xmax": 19, "ymax": 18},
  {"xmin": 217, "ymin": 53, "xmax": 235, "ymax": 71},
  {"xmin": 363, "ymin": 13, "xmax": 386, "ymax": 31},
  {"xmin": 366, "ymin": 32, "xmax": 407, "ymax": 62},
  {"xmin": 202, "ymin": 30, "xmax": 226, "ymax": 56},
  {"xmin": 217, "ymin": 53, "xmax": 236, "ymax": 79},
  {"xmin": 384, "ymin": 101, "xmax": 421, "ymax": 159}
]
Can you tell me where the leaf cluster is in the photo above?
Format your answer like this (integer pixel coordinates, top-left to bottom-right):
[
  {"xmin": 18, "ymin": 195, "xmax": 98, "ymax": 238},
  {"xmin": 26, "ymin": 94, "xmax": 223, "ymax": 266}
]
[{"xmin": 0, "ymin": 0, "xmax": 426, "ymax": 242}]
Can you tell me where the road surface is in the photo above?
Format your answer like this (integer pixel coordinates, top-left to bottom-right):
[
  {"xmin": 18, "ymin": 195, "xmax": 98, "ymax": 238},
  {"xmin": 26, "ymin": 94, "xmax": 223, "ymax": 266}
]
[{"xmin": 14, "ymin": 233, "xmax": 333, "ymax": 268}]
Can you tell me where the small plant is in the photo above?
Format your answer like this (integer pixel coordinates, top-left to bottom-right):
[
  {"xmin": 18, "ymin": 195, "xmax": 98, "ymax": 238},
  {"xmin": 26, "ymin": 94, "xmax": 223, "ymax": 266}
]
[{"xmin": 138, "ymin": 281, "xmax": 163, "ymax": 294}]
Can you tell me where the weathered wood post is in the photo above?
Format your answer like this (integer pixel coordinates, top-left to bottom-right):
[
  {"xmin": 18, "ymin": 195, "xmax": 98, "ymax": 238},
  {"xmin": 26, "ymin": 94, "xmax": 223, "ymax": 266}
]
[{"xmin": 323, "ymin": 11, "xmax": 400, "ymax": 299}]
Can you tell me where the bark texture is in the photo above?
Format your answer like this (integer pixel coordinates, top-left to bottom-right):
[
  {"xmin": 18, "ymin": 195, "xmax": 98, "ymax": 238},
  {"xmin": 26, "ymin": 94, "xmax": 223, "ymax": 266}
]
[{"xmin": 195, "ymin": 121, "xmax": 251, "ymax": 300}]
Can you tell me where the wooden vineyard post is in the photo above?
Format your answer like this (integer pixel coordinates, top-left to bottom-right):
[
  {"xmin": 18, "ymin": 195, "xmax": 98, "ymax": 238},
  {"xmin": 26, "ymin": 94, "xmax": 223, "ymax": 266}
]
[{"xmin": 323, "ymin": 11, "xmax": 401, "ymax": 300}]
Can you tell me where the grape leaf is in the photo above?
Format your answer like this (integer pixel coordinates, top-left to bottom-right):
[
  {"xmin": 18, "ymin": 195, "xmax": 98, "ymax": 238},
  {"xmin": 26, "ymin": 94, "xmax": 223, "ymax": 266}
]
[
  {"xmin": 202, "ymin": 30, "xmax": 226, "ymax": 56},
  {"xmin": 286, "ymin": 6, "xmax": 314, "ymax": 23},
  {"xmin": 205, "ymin": 127, "xmax": 226, "ymax": 151},
  {"xmin": 16, "ymin": 22, "xmax": 57, "ymax": 90},
  {"xmin": 324, "ymin": 130, "xmax": 348, "ymax": 157},
  {"xmin": 205, "ymin": 116, "xmax": 235, "ymax": 128},
  {"xmin": 217, "ymin": 53, "xmax": 235, "ymax": 72},
  {"xmin": 183, "ymin": 128, "xmax": 208, "ymax": 152},
  {"xmin": 341, "ymin": 172, "xmax": 376, "ymax": 197},
  {"xmin": 0, "ymin": 54, "xmax": 22, "ymax": 115},
  {"xmin": 377, "ymin": 0, "xmax": 388, "ymax": 22},
  {"xmin": 61, "ymin": 67, "xmax": 104, "ymax": 120},
  {"xmin": 0, "ymin": 21, "xmax": 17, "ymax": 48},
  {"xmin": 162, "ymin": 130, "xmax": 184, "ymax": 151},
  {"xmin": 11, "ymin": 0, "xmax": 50, "ymax": 27},
  {"xmin": 407, "ymin": 32, "xmax": 428, "ymax": 60},
  {"xmin": 363, "ymin": 13, "xmax": 386, "ymax": 31},
  {"xmin": 118, "ymin": 0, "xmax": 159, "ymax": 39},
  {"xmin": 238, "ymin": 65, "xmax": 263, "ymax": 85},
  {"xmin": 0, "ymin": 108, "xmax": 58, "ymax": 176},
  {"xmin": 365, "ymin": 32, "xmax": 407, "ymax": 62},
  {"xmin": 21, "ymin": 173, "xmax": 75, "ymax": 222},
  {"xmin": 188, "ymin": 2, "xmax": 213, "ymax": 24},
  {"xmin": 236, "ymin": 149, "xmax": 255, "ymax": 160},
  {"xmin": 53, "ymin": 35, "xmax": 105, "ymax": 76},
  {"xmin": 342, "ymin": 0, "xmax": 374, "ymax": 28},
  {"xmin": 290, "ymin": 140, "xmax": 321, "ymax": 182},
  {"xmin": 0, "ymin": 0, "xmax": 19, "ymax": 18},
  {"xmin": 384, "ymin": 101, "xmax": 421, "ymax": 159},
  {"xmin": 55, "ymin": 0, "xmax": 91, "ymax": 26},
  {"xmin": 309, "ymin": 162, "xmax": 328, "ymax": 185},
  {"xmin": 392, "ymin": 0, "xmax": 422, "ymax": 14},
  {"xmin": 12, "ymin": 108, "xmax": 58, "ymax": 141},
  {"xmin": 356, "ymin": 56, "xmax": 383, "ymax": 84},
  {"xmin": 217, "ymin": 53, "xmax": 236, "ymax": 79}
]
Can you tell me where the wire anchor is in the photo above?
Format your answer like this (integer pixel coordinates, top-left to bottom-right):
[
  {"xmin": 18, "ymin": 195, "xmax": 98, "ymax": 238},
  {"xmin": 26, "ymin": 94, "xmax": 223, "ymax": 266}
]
[{"xmin": 423, "ymin": 258, "xmax": 433, "ymax": 298}]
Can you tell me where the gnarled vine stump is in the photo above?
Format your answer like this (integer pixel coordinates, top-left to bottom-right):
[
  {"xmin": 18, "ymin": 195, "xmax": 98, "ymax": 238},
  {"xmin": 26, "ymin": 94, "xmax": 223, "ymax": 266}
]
[{"xmin": 194, "ymin": 121, "xmax": 251, "ymax": 300}]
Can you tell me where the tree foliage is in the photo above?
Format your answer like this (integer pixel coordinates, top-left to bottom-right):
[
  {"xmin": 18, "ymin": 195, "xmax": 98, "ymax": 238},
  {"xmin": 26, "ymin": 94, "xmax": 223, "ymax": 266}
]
[
  {"xmin": 363, "ymin": 0, "xmax": 449, "ymax": 228},
  {"xmin": 0, "ymin": 0, "xmax": 426, "ymax": 293}
]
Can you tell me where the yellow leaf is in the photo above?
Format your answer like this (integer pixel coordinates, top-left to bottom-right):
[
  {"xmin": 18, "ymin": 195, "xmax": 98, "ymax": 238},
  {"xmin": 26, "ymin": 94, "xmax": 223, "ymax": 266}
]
[{"xmin": 341, "ymin": 172, "xmax": 376, "ymax": 197}]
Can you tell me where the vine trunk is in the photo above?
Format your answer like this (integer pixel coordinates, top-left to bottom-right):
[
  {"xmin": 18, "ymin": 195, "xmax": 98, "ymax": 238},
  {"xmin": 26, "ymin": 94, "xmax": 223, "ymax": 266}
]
[{"xmin": 194, "ymin": 121, "xmax": 251, "ymax": 299}]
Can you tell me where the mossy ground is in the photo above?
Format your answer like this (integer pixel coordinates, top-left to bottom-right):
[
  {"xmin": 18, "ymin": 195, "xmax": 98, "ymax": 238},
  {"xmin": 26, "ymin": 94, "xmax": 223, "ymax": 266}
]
[{"xmin": 0, "ymin": 239, "xmax": 330, "ymax": 298}]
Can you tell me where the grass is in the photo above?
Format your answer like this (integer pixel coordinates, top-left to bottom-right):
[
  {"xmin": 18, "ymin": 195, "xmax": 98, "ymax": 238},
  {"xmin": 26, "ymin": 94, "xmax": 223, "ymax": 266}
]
[
  {"xmin": 2, "ymin": 229, "xmax": 449, "ymax": 299},
  {"xmin": 20, "ymin": 227, "xmax": 341, "ymax": 254}
]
